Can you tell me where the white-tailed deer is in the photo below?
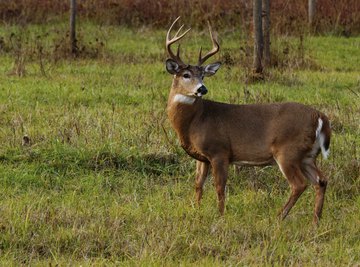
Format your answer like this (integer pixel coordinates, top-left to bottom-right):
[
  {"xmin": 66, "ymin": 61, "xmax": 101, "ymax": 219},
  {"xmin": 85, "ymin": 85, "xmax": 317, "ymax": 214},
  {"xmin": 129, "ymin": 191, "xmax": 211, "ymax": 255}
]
[{"xmin": 165, "ymin": 17, "xmax": 331, "ymax": 224}]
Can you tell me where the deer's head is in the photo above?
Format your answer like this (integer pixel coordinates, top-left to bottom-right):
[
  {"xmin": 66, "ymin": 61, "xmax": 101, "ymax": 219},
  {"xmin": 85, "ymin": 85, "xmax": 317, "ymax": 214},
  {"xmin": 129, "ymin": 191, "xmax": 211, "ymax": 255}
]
[{"xmin": 165, "ymin": 17, "xmax": 221, "ymax": 99}]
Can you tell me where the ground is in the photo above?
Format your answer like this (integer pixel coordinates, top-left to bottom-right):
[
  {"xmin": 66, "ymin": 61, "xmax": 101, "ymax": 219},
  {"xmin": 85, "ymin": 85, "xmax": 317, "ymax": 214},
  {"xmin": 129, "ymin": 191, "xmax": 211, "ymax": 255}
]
[{"xmin": 0, "ymin": 23, "xmax": 359, "ymax": 265}]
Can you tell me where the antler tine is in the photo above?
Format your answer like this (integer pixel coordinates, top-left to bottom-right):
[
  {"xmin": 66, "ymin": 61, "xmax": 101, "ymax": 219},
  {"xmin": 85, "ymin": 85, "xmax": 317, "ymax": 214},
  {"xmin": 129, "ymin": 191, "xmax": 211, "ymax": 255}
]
[
  {"xmin": 175, "ymin": 24, "xmax": 184, "ymax": 38},
  {"xmin": 166, "ymin": 16, "xmax": 180, "ymax": 42},
  {"xmin": 176, "ymin": 44, "xmax": 181, "ymax": 57},
  {"xmin": 166, "ymin": 16, "xmax": 191, "ymax": 67},
  {"xmin": 198, "ymin": 20, "xmax": 220, "ymax": 66},
  {"xmin": 198, "ymin": 46, "xmax": 202, "ymax": 63}
]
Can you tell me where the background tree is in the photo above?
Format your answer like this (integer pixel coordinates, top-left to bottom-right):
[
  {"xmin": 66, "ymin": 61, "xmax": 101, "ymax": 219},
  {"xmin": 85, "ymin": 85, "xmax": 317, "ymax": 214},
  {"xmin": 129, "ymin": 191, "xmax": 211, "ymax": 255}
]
[
  {"xmin": 70, "ymin": 0, "xmax": 77, "ymax": 55},
  {"xmin": 253, "ymin": 0, "xmax": 263, "ymax": 75},
  {"xmin": 262, "ymin": 0, "xmax": 270, "ymax": 67},
  {"xmin": 308, "ymin": 0, "xmax": 317, "ymax": 27}
]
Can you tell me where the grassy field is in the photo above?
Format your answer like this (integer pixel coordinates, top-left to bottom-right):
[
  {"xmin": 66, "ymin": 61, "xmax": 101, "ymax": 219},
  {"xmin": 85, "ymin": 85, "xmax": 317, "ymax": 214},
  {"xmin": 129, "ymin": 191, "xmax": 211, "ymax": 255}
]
[{"xmin": 0, "ymin": 23, "xmax": 359, "ymax": 265}]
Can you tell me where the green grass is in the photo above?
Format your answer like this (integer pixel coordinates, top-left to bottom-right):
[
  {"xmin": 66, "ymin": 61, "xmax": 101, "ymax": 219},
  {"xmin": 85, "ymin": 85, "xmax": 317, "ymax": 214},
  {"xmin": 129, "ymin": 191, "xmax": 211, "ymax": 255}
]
[{"xmin": 0, "ymin": 23, "xmax": 359, "ymax": 265}]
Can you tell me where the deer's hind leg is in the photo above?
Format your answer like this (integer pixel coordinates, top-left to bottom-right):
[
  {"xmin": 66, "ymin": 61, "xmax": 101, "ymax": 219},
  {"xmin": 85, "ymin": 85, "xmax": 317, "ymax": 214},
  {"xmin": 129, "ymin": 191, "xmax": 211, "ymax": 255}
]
[
  {"xmin": 275, "ymin": 153, "xmax": 308, "ymax": 220},
  {"xmin": 301, "ymin": 158, "xmax": 328, "ymax": 225}
]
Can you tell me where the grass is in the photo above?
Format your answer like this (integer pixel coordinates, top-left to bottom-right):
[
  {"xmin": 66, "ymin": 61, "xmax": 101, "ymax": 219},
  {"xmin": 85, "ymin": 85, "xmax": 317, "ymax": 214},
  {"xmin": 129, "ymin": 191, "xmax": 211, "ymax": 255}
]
[{"xmin": 0, "ymin": 23, "xmax": 359, "ymax": 265}]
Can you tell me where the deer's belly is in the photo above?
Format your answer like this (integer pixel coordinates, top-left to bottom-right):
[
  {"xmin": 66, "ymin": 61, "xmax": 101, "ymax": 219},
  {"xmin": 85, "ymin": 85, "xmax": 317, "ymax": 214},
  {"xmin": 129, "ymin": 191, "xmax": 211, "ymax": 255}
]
[{"xmin": 232, "ymin": 159, "xmax": 275, "ymax": 167}]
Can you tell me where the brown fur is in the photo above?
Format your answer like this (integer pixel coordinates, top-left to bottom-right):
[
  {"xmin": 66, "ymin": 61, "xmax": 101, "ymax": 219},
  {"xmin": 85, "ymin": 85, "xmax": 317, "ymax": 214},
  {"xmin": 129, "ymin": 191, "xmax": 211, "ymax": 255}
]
[
  {"xmin": 167, "ymin": 76, "xmax": 331, "ymax": 224},
  {"xmin": 165, "ymin": 18, "xmax": 330, "ymax": 224}
]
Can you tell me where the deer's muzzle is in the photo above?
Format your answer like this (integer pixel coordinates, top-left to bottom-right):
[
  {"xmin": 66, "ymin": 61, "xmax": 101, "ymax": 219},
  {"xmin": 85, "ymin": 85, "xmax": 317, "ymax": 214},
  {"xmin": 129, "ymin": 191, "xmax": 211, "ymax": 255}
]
[{"xmin": 197, "ymin": 85, "xmax": 208, "ymax": 96}]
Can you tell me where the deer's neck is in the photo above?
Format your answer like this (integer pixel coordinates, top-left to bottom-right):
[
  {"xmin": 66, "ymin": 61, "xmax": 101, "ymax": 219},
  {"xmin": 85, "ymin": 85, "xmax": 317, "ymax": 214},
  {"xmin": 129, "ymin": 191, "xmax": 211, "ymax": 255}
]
[{"xmin": 167, "ymin": 92, "xmax": 204, "ymax": 146}]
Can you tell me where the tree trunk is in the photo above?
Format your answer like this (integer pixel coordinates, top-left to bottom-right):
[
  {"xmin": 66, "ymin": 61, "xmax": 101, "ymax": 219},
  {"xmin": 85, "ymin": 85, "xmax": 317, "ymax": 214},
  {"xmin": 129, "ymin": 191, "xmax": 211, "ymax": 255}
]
[
  {"xmin": 70, "ymin": 0, "xmax": 77, "ymax": 55},
  {"xmin": 262, "ymin": 0, "xmax": 270, "ymax": 67},
  {"xmin": 308, "ymin": 0, "xmax": 317, "ymax": 26},
  {"xmin": 253, "ymin": 0, "xmax": 263, "ymax": 74}
]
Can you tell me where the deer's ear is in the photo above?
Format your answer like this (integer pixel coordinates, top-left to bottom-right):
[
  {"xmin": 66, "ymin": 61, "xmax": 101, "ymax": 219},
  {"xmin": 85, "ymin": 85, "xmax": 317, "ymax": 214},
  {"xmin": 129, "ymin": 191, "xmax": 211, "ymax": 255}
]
[
  {"xmin": 166, "ymin": 59, "xmax": 180, "ymax": 74},
  {"xmin": 204, "ymin": 62, "xmax": 221, "ymax": 76}
]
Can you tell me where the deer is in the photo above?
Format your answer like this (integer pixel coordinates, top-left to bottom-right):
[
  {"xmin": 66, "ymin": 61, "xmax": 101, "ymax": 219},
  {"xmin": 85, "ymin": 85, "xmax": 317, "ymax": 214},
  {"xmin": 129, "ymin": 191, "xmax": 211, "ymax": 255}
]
[{"xmin": 165, "ymin": 17, "xmax": 331, "ymax": 224}]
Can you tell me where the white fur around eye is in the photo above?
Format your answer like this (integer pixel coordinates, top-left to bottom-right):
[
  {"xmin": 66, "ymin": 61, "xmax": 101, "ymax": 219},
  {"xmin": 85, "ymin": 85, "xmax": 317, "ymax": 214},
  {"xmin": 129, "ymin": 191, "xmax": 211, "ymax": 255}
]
[{"xmin": 182, "ymin": 73, "xmax": 191, "ymax": 80}]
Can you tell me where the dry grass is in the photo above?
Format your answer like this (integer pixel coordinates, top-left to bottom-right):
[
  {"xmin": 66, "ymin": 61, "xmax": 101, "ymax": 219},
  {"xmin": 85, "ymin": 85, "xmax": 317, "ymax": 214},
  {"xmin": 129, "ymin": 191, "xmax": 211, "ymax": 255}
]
[
  {"xmin": 0, "ymin": 20, "xmax": 359, "ymax": 266},
  {"xmin": 0, "ymin": 0, "xmax": 359, "ymax": 35}
]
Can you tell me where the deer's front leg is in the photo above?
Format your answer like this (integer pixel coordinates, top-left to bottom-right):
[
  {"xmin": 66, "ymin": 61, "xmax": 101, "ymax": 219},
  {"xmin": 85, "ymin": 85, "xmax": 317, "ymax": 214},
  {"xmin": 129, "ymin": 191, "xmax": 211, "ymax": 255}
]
[
  {"xmin": 211, "ymin": 157, "xmax": 229, "ymax": 215},
  {"xmin": 195, "ymin": 161, "xmax": 210, "ymax": 205}
]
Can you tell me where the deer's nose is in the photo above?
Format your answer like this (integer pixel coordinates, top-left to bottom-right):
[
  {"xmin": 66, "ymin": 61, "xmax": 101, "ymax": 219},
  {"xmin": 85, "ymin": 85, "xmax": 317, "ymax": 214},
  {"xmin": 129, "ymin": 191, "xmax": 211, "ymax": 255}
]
[{"xmin": 197, "ymin": 85, "xmax": 208, "ymax": 95}]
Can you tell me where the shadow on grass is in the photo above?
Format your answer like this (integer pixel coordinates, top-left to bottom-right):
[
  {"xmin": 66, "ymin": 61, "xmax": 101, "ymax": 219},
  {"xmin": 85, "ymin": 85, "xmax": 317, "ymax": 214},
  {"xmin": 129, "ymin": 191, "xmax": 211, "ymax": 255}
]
[
  {"xmin": 88, "ymin": 151, "xmax": 179, "ymax": 176},
  {"xmin": 0, "ymin": 148, "xmax": 181, "ymax": 176}
]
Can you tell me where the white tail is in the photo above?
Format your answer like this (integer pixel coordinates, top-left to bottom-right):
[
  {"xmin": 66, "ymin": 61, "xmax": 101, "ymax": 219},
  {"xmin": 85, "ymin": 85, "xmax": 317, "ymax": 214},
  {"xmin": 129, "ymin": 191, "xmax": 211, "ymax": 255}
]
[
  {"xmin": 316, "ymin": 118, "xmax": 330, "ymax": 159},
  {"xmin": 165, "ymin": 18, "xmax": 331, "ymax": 224}
]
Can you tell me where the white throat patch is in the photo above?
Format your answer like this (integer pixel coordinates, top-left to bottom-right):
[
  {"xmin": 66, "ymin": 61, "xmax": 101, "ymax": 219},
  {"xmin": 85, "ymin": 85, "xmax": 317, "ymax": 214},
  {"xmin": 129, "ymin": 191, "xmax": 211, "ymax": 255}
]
[{"xmin": 173, "ymin": 94, "xmax": 195, "ymax": 105}]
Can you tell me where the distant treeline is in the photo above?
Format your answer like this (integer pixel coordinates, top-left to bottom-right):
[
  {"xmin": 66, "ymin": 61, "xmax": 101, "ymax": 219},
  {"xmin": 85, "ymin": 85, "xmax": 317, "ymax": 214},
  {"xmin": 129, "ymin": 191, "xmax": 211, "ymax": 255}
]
[{"xmin": 1, "ymin": 0, "xmax": 359, "ymax": 35}]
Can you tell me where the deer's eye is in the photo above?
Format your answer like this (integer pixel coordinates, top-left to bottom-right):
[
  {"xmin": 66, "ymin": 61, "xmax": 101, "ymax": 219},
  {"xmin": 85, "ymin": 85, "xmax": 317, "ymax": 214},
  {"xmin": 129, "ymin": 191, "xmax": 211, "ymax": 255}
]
[{"xmin": 183, "ymin": 73, "xmax": 191, "ymax": 79}]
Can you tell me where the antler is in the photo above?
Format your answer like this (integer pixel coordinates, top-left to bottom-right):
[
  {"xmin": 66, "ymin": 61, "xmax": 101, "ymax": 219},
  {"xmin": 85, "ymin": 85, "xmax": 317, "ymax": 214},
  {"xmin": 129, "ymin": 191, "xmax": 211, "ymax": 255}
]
[
  {"xmin": 198, "ymin": 21, "xmax": 220, "ymax": 66},
  {"xmin": 166, "ymin": 16, "xmax": 191, "ymax": 67}
]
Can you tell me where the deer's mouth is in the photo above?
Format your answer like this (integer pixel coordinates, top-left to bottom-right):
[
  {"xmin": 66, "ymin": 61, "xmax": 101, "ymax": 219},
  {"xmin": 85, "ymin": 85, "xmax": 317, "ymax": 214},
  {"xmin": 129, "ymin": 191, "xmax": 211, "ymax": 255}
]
[{"xmin": 194, "ymin": 92, "xmax": 204, "ymax": 97}]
